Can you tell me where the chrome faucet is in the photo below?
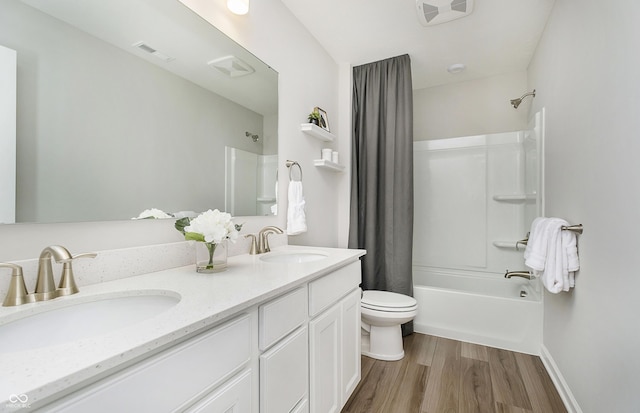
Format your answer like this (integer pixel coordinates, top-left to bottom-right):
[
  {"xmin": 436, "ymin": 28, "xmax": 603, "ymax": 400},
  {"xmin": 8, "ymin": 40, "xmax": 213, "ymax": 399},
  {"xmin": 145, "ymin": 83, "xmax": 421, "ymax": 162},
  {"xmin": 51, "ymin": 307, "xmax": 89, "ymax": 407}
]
[
  {"xmin": 258, "ymin": 226, "xmax": 284, "ymax": 254},
  {"xmin": 246, "ymin": 226, "xmax": 284, "ymax": 254},
  {"xmin": 504, "ymin": 270, "xmax": 534, "ymax": 280},
  {"xmin": 0, "ymin": 245, "xmax": 96, "ymax": 306},
  {"xmin": 35, "ymin": 245, "xmax": 73, "ymax": 301}
]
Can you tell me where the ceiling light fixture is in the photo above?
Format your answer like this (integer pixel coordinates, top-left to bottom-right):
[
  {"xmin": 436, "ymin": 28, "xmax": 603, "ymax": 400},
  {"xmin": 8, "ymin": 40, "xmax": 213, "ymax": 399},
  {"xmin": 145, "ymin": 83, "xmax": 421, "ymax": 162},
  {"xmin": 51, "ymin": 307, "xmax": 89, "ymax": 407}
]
[{"xmin": 227, "ymin": 0, "xmax": 249, "ymax": 15}]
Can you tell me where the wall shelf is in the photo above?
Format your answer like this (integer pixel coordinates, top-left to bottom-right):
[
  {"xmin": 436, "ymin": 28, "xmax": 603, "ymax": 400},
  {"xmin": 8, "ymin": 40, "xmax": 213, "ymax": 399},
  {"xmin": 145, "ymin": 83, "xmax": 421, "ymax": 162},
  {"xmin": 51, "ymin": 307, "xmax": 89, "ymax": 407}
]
[
  {"xmin": 313, "ymin": 159, "xmax": 345, "ymax": 172},
  {"xmin": 301, "ymin": 123, "xmax": 335, "ymax": 142},
  {"xmin": 492, "ymin": 194, "xmax": 536, "ymax": 202}
]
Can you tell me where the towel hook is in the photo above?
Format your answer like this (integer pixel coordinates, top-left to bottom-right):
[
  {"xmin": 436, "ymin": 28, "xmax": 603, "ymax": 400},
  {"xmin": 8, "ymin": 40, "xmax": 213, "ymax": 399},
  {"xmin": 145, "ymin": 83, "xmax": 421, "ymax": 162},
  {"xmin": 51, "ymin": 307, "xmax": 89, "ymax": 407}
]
[{"xmin": 285, "ymin": 160, "xmax": 303, "ymax": 182}]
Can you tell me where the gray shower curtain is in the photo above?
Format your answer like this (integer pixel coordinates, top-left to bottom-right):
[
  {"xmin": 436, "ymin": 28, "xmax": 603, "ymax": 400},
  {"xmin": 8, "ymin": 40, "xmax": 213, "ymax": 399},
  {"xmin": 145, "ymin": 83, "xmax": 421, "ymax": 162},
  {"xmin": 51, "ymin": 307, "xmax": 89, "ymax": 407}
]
[{"xmin": 349, "ymin": 54, "xmax": 414, "ymax": 335}]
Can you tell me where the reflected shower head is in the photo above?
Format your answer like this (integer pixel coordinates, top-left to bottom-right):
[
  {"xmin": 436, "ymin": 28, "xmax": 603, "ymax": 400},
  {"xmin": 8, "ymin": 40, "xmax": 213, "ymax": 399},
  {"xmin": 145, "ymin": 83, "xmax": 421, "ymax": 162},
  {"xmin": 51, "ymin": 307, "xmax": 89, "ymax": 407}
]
[
  {"xmin": 245, "ymin": 131, "xmax": 259, "ymax": 142},
  {"xmin": 510, "ymin": 89, "xmax": 536, "ymax": 109}
]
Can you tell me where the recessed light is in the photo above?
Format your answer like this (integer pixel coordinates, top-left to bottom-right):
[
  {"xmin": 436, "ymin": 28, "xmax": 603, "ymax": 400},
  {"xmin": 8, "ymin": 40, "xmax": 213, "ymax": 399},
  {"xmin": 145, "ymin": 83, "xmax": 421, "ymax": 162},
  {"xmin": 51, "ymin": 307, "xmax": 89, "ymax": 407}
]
[{"xmin": 447, "ymin": 63, "xmax": 466, "ymax": 74}]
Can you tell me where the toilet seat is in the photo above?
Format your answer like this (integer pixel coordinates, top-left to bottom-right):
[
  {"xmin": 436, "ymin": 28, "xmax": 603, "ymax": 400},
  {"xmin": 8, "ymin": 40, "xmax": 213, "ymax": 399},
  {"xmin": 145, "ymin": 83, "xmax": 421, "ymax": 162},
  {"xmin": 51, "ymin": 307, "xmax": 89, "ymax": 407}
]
[{"xmin": 361, "ymin": 290, "xmax": 417, "ymax": 313}]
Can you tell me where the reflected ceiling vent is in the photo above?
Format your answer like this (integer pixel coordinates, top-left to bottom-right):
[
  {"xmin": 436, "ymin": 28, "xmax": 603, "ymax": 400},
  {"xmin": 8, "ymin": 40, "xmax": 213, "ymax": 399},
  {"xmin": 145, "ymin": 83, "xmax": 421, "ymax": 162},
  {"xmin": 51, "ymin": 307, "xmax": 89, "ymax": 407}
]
[
  {"xmin": 132, "ymin": 41, "xmax": 174, "ymax": 62},
  {"xmin": 207, "ymin": 55, "xmax": 255, "ymax": 77},
  {"xmin": 416, "ymin": 0, "xmax": 474, "ymax": 26}
]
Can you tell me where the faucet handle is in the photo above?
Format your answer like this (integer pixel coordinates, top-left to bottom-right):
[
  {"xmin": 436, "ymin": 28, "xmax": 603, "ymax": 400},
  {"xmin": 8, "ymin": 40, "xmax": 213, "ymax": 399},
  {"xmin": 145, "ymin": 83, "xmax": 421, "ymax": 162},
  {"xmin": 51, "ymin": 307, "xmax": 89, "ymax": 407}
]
[
  {"xmin": 57, "ymin": 252, "xmax": 97, "ymax": 297},
  {"xmin": 245, "ymin": 234, "xmax": 258, "ymax": 255},
  {"xmin": 1, "ymin": 263, "xmax": 34, "ymax": 307}
]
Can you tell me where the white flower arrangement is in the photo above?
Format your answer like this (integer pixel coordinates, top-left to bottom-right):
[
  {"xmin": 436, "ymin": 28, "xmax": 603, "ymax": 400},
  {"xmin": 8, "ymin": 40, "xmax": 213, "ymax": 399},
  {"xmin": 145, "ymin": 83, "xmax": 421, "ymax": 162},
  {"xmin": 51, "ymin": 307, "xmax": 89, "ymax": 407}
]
[
  {"xmin": 133, "ymin": 208, "xmax": 173, "ymax": 219},
  {"xmin": 175, "ymin": 209, "xmax": 241, "ymax": 244}
]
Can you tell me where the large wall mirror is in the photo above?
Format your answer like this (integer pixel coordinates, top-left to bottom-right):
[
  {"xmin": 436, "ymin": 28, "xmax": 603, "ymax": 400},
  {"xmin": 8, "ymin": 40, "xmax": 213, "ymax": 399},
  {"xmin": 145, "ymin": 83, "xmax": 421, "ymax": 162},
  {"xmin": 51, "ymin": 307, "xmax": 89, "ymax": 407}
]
[{"xmin": 0, "ymin": 0, "xmax": 278, "ymax": 224}]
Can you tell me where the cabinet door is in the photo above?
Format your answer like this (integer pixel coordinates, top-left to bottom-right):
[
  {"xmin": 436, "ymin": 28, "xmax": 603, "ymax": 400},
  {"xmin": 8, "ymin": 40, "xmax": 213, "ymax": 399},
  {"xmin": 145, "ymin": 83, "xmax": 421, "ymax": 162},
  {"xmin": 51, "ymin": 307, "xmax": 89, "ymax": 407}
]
[
  {"xmin": 341, "ymin": 289, "xmax": 361, "ymax": 403},
  {"xmin": 260, "ymin": 327, "xmax": 308, "ymax": 413},
  {"xmin": 309, "ymin": 305, "xmax": 341, "ymax": 413}
]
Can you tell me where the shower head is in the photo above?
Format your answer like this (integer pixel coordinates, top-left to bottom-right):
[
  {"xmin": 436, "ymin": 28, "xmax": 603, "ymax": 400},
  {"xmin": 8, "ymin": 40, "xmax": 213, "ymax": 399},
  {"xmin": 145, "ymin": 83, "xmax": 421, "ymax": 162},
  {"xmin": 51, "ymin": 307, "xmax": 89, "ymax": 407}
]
[
  {"xmin": 245, "ymin": 131, "xmax": 259, "ymax": 142},
  {"xmin": 510, "ymin": 89, "xmax": 536, "ymax": 109}
]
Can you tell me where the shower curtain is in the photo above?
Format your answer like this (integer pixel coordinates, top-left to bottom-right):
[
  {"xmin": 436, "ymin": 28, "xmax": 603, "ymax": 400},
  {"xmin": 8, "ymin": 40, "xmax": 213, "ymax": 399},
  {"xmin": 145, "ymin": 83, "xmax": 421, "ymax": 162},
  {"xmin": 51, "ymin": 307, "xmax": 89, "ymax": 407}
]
[{"xmin": 349, "ymin": 54, "xmax": 414, "ymax": 335}]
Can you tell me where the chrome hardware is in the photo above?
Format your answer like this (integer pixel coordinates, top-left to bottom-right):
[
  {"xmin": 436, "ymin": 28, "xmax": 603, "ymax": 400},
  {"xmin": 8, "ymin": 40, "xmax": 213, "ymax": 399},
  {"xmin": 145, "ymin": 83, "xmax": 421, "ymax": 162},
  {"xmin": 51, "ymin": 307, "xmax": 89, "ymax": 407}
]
[
  {"xmin": 562, "ymin": 224, "xmax": 584, "ymax": 235},
  {"xmin": 256, "ymin": 226, "xmax": 284, "ymax": 254},
  {"xmin": 0, "ymin": 263, "xmax": 34, "ymax": 307},
  {"xmin": 1, "ymin": 246, "xmax": 97, "ymax": 306},
  {"xmin": 245, "ymin": 234, "xmax": 258, "ymax": 255},
  {"xmin": 57, "ymin": 252, "xmax": 97, "ymax": 296},
  {"xmin": 285, "ymin": 160, "xmax": 303, "ymax": 182},
  {"xmin": 35, "ymin": 245, "xmax": 73, "ymax": 301},
  {"xmin": 516, "ymin": 232, "xmax": 529, "ymax": 250},
  {"xmin": 504, "ymin": 270, "xmax": 534, "ymax": 280},
  {"xmin": 520, "ymin": 290, "xmax": 528, "ymax": 298}
]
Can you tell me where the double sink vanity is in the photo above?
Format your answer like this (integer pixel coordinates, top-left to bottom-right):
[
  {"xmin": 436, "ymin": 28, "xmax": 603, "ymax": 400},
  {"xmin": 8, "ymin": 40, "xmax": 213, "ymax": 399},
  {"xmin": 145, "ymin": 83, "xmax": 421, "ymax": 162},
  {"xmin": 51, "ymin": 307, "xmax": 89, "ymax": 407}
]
[{"xmin": 0, "ymin": 244, "xmax": 365, "ymax": 412}]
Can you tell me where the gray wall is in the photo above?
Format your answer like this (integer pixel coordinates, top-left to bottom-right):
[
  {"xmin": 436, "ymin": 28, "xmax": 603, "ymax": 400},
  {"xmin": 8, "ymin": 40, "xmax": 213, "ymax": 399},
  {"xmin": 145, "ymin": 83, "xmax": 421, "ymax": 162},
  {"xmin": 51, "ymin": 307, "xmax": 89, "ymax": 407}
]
[{"xmin": 529, "ymin": 0, "xmax": 640, "ymax": 411}]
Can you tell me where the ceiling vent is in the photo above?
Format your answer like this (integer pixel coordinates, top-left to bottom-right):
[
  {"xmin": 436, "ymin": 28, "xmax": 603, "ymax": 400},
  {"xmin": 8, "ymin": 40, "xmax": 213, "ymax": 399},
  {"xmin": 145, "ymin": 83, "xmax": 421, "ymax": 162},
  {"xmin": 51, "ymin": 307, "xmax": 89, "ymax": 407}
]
[
  {"xmin": 207, "ymin": 56, "xmax": 255, "ymax": 77},
  {"xmin": 416, "ymin": 0, "xmax": 474, "ymax": 26},
  {"xmin": 132, "ymin": 41, "xmax": 174, "ymax": 62}
]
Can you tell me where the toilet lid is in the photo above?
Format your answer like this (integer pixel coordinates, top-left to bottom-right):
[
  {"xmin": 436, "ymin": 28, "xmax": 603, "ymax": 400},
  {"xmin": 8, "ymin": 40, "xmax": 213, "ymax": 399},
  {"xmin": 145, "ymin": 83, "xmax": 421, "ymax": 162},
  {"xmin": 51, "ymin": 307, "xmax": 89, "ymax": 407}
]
[{"xmin": 361, "ymin": 290, "xmax": 417, "ymax": 311}]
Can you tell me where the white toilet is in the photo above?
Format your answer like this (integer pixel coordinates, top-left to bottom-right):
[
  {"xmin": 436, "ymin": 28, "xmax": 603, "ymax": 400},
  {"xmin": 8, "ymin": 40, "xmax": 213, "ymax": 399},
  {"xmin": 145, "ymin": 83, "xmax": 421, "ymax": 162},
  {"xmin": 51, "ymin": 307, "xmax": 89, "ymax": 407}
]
[{"xmin": 360, "ymin": 290, "xmax": 418, "ymax": 361}]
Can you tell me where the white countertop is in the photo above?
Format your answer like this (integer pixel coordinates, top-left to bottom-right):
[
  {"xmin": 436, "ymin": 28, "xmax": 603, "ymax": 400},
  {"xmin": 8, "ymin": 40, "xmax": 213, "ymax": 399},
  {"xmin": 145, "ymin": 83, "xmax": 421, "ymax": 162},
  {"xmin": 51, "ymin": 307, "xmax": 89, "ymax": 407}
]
[{"xmin": 0, "ymin": 245, "xmax": 365, "ymax": 411}]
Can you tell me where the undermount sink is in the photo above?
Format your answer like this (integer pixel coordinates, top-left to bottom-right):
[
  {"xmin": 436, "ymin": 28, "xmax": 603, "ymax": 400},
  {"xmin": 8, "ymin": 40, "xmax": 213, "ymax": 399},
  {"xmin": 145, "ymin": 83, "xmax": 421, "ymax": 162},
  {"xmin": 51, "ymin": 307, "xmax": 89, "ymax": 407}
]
[
  {"xmin": 0, "ymin": 291, "xmax": 180, "ymax": 353},
  {"xmin": 260, "ymin": 251, "xmax": 328, "ymax": 264}
]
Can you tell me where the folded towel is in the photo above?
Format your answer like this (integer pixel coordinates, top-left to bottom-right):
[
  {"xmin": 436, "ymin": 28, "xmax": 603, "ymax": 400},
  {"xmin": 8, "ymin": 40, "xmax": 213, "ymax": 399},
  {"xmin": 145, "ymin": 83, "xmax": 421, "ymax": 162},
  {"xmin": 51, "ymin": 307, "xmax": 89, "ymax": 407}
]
[
  {"xmin": 524, "ymin": 217, "xmax": 580, "ymax": 293},
  {"xmin": 286, "ymin": 181, "xmax": 307, "ymax": 235},
  {"xmin": 524, "ymin": 217, "xmax": 549, "ymax": 271}
]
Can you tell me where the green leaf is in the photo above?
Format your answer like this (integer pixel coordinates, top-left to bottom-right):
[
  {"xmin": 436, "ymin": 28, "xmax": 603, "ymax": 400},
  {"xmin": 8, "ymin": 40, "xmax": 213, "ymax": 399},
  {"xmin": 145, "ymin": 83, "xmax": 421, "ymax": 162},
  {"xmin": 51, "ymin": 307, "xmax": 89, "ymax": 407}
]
[
  {"xmin": 184, "ymin": 232, "xmax": 206, "ymax": 242},
  {"xmin": 175, "ymin": 217, "xmax": 191, "ymax": 235}
]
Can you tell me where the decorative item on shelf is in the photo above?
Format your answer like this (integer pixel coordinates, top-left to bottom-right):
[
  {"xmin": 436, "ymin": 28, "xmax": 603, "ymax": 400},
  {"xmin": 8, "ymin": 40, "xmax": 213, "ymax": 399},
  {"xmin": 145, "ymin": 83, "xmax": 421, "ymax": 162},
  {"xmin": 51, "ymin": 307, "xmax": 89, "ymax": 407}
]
[
  {"xmin": 175, "ymin": 209, "xmax": 242, "ymax": 273},
  {"xmin": 315, "ymin": 107, "xmax": 330, "ymax": 132},
  {"xmin": 307, "ymin": 109, "xmax": 321, "ymax": 126}
]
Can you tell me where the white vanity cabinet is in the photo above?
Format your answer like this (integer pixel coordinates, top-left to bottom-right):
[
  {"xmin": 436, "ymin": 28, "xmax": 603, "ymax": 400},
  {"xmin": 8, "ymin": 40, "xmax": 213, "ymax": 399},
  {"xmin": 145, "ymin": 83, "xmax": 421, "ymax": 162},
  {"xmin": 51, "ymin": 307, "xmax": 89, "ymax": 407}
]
[
  {"xmin": 28, "ymin": 253, "xmax": 363, "ymax": 413},
  {"xmin": 39, "ymin": 315, "xmax": 254, "ymax": 413},
  {"xmin": 258, "ymin": 287, "xmax": 309, "ymax": 413},
  {"xmin": 308, "ymin": 262, "xmax": 361, "ymax": 413}
]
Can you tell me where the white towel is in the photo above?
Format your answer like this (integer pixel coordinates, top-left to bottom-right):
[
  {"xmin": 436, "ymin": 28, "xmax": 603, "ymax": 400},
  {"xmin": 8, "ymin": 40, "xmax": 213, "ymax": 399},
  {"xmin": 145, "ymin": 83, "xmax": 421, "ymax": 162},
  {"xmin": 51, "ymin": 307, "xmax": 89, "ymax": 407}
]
[
  {"xmin": 286, "ymin": 181, "xmax": 307, "ymax": 235},
  {"xmin": 524, "ymin": 217, "xmax": 580, "ymax": 293}
]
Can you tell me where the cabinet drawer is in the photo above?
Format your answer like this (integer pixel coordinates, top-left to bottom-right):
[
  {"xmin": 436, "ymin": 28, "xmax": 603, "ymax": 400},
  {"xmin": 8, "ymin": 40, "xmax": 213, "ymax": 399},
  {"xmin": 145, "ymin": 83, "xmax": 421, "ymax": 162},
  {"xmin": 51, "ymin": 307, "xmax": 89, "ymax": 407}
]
[
  {"xmin": 186, "ymin": 369, "xmax": 252, "ymax": 413},
  {"xmin": 309, "ymin": 261, "xmax": 361, "ymax": 317},
  {"xmin": 260, "ymin": 327, "xmax": 308, "ymax": 413},
  {"xmin": 259, "ymin": 287, "xmax": 307, "ymax": 351},
  {"xmin": 47, "ymin": 315, "xmax": 252, "ymax": 413}
]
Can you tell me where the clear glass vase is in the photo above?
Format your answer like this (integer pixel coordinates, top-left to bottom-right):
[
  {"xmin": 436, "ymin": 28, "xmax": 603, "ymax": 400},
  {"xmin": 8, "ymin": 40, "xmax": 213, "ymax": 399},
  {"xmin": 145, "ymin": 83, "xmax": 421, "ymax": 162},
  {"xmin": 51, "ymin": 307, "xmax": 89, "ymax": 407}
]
[{"xmin": 195, "ymin": 240, "xmax": 228, "ymax": 273}]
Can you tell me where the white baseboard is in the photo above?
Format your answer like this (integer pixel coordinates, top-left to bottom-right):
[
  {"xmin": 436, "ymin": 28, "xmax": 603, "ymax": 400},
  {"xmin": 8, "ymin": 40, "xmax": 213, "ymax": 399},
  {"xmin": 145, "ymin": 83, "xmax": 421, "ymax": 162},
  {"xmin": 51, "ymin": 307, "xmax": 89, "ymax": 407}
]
[{"xmin": 540, "ymin": 344, "xmax": 583, "ymax": 413}]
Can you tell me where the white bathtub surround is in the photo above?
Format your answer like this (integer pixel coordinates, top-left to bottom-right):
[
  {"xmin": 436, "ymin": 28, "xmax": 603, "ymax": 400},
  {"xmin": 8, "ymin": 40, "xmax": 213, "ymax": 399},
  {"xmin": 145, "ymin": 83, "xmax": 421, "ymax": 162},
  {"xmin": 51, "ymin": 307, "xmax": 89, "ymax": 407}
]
[
  {"xmin": 413, "ymin": 268, "xmax": 543, "ymax": 355},
  {"xmin": 0, "ymin": 245, "xmax": 364, "ymax": 411},
  {"xmin": 524, "ymin": 217, "xmax": 580, "ymax": 293},
  {"xmin": 412, "ymin": 130, "xmax": 543, "ymax": 354}
]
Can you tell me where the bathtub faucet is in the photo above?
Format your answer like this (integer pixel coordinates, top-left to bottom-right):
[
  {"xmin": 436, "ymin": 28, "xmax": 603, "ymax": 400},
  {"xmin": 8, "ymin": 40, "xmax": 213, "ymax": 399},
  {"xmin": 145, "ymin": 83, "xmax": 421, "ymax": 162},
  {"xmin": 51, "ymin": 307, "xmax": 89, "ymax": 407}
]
[{"xmin": 504, "ymin": 270, "xmax": 534, "ymax": 280}]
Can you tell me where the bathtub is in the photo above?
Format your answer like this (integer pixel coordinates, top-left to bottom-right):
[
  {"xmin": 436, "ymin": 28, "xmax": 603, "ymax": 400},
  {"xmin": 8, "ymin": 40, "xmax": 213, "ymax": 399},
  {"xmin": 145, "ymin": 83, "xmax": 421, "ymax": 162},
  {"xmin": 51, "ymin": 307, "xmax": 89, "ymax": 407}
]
[{"xmin": 412, "ymin": 267, "xmax": 543, "ymax": 355}]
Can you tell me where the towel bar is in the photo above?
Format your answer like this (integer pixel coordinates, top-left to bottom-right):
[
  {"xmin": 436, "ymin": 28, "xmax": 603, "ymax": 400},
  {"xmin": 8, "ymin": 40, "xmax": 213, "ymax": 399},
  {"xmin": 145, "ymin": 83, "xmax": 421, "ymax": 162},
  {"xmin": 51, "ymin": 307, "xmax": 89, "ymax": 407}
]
[
  {"xmin": 285, "ymin": 160, "xmax": 303, "ymax": 182},
  {"xmin": 515, "ymin": 224, "xmax": 583, "ymax": 249},
  {"xmin": 561, "ymin": 224, "xmax": 583, "ymax": 234}
]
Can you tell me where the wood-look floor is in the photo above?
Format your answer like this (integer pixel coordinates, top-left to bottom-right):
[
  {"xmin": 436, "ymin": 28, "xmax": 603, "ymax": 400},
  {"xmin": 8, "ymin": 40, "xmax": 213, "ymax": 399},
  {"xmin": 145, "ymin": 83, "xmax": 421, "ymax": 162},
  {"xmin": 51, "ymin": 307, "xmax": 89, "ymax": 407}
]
[{"xmin": 342, "ymin": 333, "xmax": 567, "ymax": 413}]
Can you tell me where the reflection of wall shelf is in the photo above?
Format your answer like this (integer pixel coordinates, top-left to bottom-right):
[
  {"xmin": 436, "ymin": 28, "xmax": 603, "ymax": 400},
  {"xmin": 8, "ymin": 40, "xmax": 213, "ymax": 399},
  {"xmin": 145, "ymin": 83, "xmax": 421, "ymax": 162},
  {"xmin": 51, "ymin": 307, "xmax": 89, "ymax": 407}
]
[
  {"xmin": 313, "ymin": 159, "xmax": 345, "ymax": 172},
  {"xmin": 301, "ymin": 123, "xmax": 335, "ymax": 142},
  {"xmin": 257, "ymin": 197, "xmax": 276, "ymax": 203},
  {"xmin": 492, "ymin": 194, "xmax": 536, "ymax": 202},
  {"xmin": 492, "ymin": 241, "xmax": 523, "ymax": 250}
]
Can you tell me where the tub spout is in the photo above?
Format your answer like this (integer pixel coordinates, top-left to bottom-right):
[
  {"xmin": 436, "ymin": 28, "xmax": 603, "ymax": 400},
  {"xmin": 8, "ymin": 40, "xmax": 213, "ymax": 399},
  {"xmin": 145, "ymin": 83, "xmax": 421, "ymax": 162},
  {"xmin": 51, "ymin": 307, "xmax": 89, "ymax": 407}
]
[{"xmin": 504, "ymin": 270, "xmax": 534, "ymax": 280}]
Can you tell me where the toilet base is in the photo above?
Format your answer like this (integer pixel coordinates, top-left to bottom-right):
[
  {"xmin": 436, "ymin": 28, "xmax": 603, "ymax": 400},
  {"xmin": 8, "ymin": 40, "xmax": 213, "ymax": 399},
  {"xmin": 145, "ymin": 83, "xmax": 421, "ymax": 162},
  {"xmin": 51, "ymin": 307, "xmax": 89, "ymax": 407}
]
[{"xmin": 361, "ymin": 324, "xmax": 405, "ymax": 361}]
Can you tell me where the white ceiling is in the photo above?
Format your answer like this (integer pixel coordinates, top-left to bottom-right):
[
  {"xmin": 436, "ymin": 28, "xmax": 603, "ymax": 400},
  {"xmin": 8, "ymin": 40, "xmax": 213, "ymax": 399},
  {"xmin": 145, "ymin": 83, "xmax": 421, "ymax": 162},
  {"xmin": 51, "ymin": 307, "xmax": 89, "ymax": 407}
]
[
  {"xmin": 20, "ymin": 0, "xmax": 278, "ymax": 115},
  {"xmin": 280, "ymin": 0, "xmax": 556, "ymax": 90}
]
